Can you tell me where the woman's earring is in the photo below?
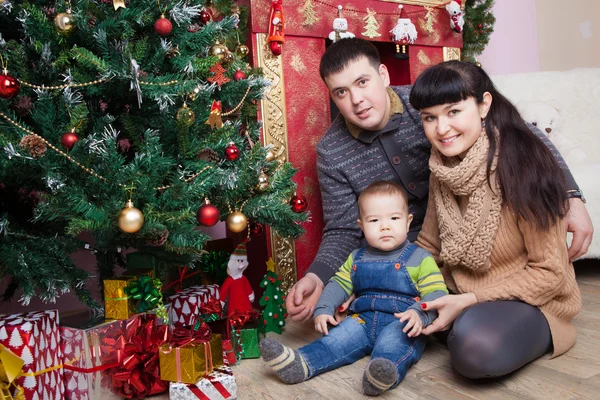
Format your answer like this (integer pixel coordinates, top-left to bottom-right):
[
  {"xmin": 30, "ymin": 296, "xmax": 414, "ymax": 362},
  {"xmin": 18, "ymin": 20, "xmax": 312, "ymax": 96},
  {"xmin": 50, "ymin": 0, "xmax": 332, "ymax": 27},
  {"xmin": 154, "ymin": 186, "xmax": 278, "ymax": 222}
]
[{"xmin": 481, "ymin": 119, "xmax": 486, "ymax": 129}]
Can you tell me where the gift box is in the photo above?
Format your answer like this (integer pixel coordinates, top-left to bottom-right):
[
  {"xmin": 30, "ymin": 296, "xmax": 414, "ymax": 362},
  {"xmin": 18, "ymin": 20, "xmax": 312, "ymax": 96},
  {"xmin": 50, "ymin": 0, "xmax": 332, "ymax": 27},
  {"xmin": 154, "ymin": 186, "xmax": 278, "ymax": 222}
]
[
  {"xmin": 0, "ymin": 310, "xmax": 64, "ymax": 400},
  {"xmin": 59, "ymin": 313, "xmax": 126, "ymax": 400},
  {"xmin": 221, "ymin": 339, "xmax": 238, "ymax": 366},
  {"xmin": 236, "ymin": 322, "xmax": 261, "ymax": 359},
  {"xmin": 103, "ymin": 276, "xmax": 136, "ymax": 320},
  {"xmin": 169, "ymin": 366, "xmax": 237, "ymax": 400},
  {"xmin": 159, "ymin": 325, "xmax": 223, "ymax": 384},
  {"xmin": 168, "ymin": 285, "xmax": 220, "ymax": 328}
]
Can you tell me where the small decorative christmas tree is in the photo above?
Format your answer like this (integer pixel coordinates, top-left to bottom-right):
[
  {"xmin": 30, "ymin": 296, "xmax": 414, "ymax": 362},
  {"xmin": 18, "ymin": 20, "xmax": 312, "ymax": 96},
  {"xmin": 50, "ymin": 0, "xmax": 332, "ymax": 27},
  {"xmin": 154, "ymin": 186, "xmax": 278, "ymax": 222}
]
[{"xmin": 259, "ymin": 258, "xmax": 286, "ymax": 334}]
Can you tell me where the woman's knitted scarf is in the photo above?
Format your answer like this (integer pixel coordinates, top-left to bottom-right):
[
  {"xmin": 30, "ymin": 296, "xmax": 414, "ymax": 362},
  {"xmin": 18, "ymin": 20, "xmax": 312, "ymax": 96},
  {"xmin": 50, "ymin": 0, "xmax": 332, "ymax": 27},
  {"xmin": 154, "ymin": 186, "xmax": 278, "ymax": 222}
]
[{"xmin": 429, "ymin": 130, "xmax": 502, "ymax": 271}]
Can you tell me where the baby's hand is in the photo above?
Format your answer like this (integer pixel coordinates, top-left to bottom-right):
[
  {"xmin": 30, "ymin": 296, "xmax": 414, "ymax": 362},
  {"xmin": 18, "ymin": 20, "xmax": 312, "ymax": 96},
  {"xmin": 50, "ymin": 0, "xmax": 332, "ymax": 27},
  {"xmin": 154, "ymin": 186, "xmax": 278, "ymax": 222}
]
[
  {"xmin": 394, "ymin": 309, "xmax": 423, "ymax": 338},
  {"xmin": 314, "ymin": 314, "xmax": 338, "ymax": 335}
]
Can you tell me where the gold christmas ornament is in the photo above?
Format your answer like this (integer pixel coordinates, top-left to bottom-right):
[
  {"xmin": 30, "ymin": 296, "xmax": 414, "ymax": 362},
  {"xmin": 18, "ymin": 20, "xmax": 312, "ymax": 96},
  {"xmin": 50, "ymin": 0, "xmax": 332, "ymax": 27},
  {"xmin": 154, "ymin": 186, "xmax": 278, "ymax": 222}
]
[
  {"xmin": 226, "ymin": 211, "xmax": 248, "ymax": 233},
  {"xmin": 55, "ymin": 10, "xmax": 75, "ymax": 33},
  {"xmin": 210, "ymin": 41, "xmax": 229, "ymax": 60},
  {"xmin": 118, "ymin": 200, "xmax": 144, "ymax": 233},
  {"xmin": 235, "ymin": 44, "xmax": 250, "ymax": 58},
  {"xmin": 175, "ymin": 103, "xmax": 195, "ymax": 126},
  {"xmin": 224, "ymin": 50, "xmax": 235, "ymax": 64},
  {"xmin": 265, "ymin": 149, "xmax": 276, "ymax": 162},
  {"xmin": 257, "ymin": 170, "xmax": 269, "ymax": 192}
]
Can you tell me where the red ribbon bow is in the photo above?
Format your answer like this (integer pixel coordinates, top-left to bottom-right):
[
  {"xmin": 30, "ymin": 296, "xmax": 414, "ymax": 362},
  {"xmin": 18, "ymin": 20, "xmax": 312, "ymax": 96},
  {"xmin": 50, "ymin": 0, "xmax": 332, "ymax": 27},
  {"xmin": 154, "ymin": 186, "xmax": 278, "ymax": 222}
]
[
  {"xmin": 104, "ymin": 314, "xmax": 170, "ymax": 398},
  {"xmin": 201, "ymin": 298, "xmax": 222, "ymax": 316},
  {"xmin": 171, "ymin": 323, "xmax": 212, "ymax": 347},
  {"xmin": 229, "ymin": 309, "xmax": 260, "ymax": 329}
]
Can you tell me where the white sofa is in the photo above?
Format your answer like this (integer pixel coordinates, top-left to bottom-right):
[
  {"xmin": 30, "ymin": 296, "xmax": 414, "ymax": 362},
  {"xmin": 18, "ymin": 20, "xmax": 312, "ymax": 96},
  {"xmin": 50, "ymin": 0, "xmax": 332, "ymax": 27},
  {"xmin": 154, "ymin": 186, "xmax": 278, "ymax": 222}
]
[{"xmin": 491, "ymin": 68, "xmax": 600, "ymax": 259}]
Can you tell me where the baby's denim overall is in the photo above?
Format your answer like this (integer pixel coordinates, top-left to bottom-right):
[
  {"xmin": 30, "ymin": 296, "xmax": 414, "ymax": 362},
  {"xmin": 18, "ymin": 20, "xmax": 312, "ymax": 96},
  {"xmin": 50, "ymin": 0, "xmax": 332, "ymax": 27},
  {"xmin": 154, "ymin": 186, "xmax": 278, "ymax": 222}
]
[{"xmin": 298, "ymin": 243, "xmax": 427, "ymax": 387}]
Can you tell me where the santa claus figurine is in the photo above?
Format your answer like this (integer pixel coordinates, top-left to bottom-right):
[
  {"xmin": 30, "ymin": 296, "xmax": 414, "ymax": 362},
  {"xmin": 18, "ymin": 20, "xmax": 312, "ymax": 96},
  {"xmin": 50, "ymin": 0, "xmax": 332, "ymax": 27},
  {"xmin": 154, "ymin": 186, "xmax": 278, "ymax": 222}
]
[
  {"xmin": 267, "ymin": 0, "xmax": 285, "ymax": 55},
  {"xmin": 220, "ymin": 240, "xmax": 255, "ymax": 317}
]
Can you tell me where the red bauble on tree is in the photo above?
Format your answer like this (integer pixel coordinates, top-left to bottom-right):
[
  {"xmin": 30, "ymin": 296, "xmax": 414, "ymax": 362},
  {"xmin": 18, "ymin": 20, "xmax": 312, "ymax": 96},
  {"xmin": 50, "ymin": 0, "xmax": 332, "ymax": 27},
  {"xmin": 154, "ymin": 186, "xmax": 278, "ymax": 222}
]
[
  {"xmin": 154, "ymin": 14, "xmax": 173, "ymax": 37},
  {"xmin": 251, "ymin": 222, "xmax": 264, "ymax": 235},
  {"xmin": 61, "ymin": 129, "xmax": 79, "ymax": 151},
  {"xmin": 290, "ymin": 192, "xmax": 308, "ymax": 213},
  {"xmin": 197, "ymin": 199, "xmax": 220, "ymax": 227},
  {"xmin": 224, "ymin": 142, "xmax": 240, "ymax": 161},
  {"xmin": 0, "ymin": 70, "xmax": 20, "ymax": 99},
  {"xmin": 233, "ymin": 68, "xmax": 246, "ymax": 82},
  {"xmin": 200, "ymin": 9, "xmax": 212, "ymax": 24}
]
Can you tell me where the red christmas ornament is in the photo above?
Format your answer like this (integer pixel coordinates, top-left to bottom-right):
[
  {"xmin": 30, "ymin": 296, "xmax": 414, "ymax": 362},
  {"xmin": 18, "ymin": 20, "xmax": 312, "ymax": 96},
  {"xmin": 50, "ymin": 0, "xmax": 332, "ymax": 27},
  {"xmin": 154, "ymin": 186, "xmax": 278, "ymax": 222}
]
[
  {"xmin": 200, "ymin": 10, "xmax": 212, "ymax": 24},
  {"xmin": 233, "ymin": 68, "xmax": 246, "ymax": 82},
  {"xmin": 224, "ymin": 142, "xmax": 240, "ymax": 161},
  {"xmin": 269, "ymin": 41, "xmax": 282, "ymax": 56},
  {"xmin": 251, "ymin": 222, "xmax": 264, "ymax": 235},
  {"xmin": 0, "ymin": 70, "xmax": 20, "ymax": 99},
  {"xmin": 61, "ymin": 130, "xmax": 79, "ymax": 151},
  {"xmin": 154, "ymin": 14, "xmax": 173, "ymax": 37},
  {"xmin": 284, "ymin": 313, "xmax": 288, "ymax": 318},
  {"xmin": 274, "ymin": 314, "xmax": 278, "ymax": 319},
  {"xmin": 197, "ymin": 199, "xmax": 220, "ymax": 226},
  {"xmin": 265, "ymin": 296, "xmax": 269, "ymax": 301},
  {"xmin": 478, "ymin": 23, "xmax": 483, "ymax": 29},
  {"xmin": 290, "ymin": 192, "xmax": 308, "ymax": 213}
]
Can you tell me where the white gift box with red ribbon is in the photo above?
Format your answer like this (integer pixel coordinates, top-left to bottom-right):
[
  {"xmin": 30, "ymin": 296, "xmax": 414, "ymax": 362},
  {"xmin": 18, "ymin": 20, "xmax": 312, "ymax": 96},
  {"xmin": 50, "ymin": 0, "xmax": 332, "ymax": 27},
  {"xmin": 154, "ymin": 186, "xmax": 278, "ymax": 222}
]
[
  {"xmin": 168, "ymin": 285, "xmax": 220, "ymax": 328},
  {"xmin": 169, "ymin": 365, "xmax": 237, "ymax": 399}
]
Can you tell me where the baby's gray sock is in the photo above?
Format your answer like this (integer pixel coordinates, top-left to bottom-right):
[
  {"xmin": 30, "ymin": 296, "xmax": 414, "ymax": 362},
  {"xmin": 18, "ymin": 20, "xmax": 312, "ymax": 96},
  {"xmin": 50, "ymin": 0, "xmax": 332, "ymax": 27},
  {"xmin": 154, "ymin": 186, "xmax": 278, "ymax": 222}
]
[
  {"xmin": 260, "ymin": 337, "xmax": 308, "ymax": 384},
  {"xmin": 362, "ymin": 358, "xmax": 397, "ymax": 396}
]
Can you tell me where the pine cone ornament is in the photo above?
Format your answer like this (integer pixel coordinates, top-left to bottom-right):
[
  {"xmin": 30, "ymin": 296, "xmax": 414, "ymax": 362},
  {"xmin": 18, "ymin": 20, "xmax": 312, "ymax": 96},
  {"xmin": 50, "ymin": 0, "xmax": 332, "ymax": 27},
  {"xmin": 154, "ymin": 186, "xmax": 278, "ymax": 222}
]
[
  {"xmin": 19, "ymin": 134, "xmax": 47, "ymax": 158},
  {"xmin": 197, "ymin": 148, "xmax": 219, "ymax": 163},
  {"xmin": 146, "ymin": 229, "xmax": 170, "ymax": 247},
  {"xmin": 11, "ymin": 96, "xmax": 33, "ymax": 116}
]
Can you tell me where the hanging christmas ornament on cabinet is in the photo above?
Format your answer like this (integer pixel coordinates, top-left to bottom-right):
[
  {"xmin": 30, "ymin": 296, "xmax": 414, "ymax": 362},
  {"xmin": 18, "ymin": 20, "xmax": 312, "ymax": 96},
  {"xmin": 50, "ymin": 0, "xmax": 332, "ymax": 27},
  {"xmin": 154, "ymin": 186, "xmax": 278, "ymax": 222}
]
[
  {"xmin": 55, "ymin": 9, "xmax": 75, "ymax": 33},
  {"xmin": 329, "ymin": 5, "xmax": 355, "ymax": 42},
  {"xmin": 267, "ymin": 0, "xmax": 285, "ymax": 55},
  {"xmin": 362, "ymin": 8, "xmax": 381, "ymax": 39},
  {"xmin": 0, "ymin": 69, "xmax": 20, "ymax": 99},
  {"xmin": 175, "ymin": 102, "xmax": 195, "ymax": 126},
  {"xmin": 226, "ymin": 211, "xmax": 248, "ymax": 233},
  {"xmin": 224, "ymin": 142, "xmax": 240, "ymax": 161},
  {"xmin": 155, "ymin": 14, "xmax": 173, "ymax": 36},
  {"xmin": 118, "ymin": 200, "xmax": 145, "ymax": 233},
  {"xmin": 445, "ymin": 0, "xmax": 464, "ymax": 33},
  {"xmin": 290, "ymin": 192, "xmax": 308, "ymax": 213},
  {"xmin": 390, "ymin": 5, "xmax": 417, "ymax": 60},
  {"xmin": 197, "ymin": 198, "xmax": 220, "ymax": 227},
  {"xmin": 61, "ymin": 129, "xmax": 79, "ymax": 151}
]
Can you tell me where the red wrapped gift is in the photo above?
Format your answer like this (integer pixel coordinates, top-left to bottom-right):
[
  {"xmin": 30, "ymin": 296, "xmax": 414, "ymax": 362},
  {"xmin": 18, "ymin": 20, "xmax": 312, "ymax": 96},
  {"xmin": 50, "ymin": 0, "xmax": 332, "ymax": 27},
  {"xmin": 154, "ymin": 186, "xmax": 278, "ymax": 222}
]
[
  {"xmin": 168, "ymin": 285, "xmax": 220, "ymax": 328},
  {"xmin": 0, "ymin": 310, "xmax": 64, "ymax": 400},
  {"xmin": 60, "ymin": 314, "xmax": 126, "ymax": 400}
]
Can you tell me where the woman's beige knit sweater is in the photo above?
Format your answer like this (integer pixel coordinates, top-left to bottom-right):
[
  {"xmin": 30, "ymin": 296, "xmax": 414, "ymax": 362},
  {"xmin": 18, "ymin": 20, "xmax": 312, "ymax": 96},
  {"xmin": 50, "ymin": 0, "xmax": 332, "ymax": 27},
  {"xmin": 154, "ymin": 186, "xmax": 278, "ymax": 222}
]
[{"xmin": 416, "ymin": 193, "xmax": 582, "ymax": 357}]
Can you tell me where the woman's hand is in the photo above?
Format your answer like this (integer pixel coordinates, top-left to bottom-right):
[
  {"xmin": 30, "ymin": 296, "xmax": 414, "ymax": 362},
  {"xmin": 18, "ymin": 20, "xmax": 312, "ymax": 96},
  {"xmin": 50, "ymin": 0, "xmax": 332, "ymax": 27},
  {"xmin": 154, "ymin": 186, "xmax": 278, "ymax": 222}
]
[{"xmin": 421, "ymin": 293, "xmax": 477, "ymax": 335}]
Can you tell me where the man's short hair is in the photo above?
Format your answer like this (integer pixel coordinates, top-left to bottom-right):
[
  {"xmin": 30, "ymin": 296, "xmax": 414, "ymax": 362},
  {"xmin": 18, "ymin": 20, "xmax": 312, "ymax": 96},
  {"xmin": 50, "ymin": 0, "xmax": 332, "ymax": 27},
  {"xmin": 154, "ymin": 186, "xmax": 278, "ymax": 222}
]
[
  {"xmin": 358, "ymin": 180, "xmax": 409, "ymax": 216},
  {"xmin": 319, "ymin": 38, "xmax": 381, "ymax": 81}
]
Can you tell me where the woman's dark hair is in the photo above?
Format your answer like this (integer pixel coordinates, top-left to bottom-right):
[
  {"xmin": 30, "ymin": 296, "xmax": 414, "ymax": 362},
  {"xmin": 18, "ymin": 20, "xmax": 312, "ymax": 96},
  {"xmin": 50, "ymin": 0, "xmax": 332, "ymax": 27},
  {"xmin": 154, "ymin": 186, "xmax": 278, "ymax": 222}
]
[
  {"xmin": 409, "ymin": 60, "xmax": 569, "ymax": 230},
  {"xmin": 319, "ymin": 38, "xmax": 380, "ymax": 81}
]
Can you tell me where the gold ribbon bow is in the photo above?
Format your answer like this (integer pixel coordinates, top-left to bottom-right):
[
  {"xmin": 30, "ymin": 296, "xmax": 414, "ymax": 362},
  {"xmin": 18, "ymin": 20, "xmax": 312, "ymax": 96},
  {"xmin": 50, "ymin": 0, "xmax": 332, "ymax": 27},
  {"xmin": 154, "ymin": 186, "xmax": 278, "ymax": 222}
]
[{"xmin": 0, "ymin": 345, "xmax": 25, "ymax": 400}]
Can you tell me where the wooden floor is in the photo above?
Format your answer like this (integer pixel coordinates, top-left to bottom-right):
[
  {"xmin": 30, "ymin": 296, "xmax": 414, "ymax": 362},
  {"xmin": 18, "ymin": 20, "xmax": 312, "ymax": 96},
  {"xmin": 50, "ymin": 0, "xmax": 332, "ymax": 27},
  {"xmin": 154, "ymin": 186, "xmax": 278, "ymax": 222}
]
[{"xmin": 227, "ymin": 260, "xmax": 600, "ymax": 400}]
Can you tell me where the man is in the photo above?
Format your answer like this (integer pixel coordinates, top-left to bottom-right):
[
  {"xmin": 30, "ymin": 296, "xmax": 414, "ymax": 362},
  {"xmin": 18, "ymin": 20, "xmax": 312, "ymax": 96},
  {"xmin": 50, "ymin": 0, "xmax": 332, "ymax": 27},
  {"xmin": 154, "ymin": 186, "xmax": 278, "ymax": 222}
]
[{"xmin": 285, "ymin": 38, "xmax": 593, "ymax": 322}]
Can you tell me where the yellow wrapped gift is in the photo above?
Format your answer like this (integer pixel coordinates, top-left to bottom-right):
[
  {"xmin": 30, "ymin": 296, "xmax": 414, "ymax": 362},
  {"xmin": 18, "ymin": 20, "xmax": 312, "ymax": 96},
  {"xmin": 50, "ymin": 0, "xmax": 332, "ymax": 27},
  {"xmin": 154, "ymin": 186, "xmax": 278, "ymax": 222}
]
[
  {"xmin": 103, "ymin": 277, "xmax": 136, "ymax": 320},
  {"xmin": 0, "ymin": 344, "xmax": 25, "ymax": 400},
  {"xmin": 159, "ymin": 332, "xmax": 223, "ymax": 384}
]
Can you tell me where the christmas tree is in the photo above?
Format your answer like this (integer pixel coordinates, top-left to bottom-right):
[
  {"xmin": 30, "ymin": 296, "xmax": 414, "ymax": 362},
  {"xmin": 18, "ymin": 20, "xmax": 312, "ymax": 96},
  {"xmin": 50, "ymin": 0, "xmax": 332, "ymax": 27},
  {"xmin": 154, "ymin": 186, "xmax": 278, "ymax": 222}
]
[
  {"xmin": 0, "ymin": 0, "xmax": 306, "ymax": 309},
  {"xmin": 259, "ymin": 258, "xmax": 286, "ymax": 334},
  {"xmin": 463, "ymin": 0, "xmax": 496, "ymax": 62}
]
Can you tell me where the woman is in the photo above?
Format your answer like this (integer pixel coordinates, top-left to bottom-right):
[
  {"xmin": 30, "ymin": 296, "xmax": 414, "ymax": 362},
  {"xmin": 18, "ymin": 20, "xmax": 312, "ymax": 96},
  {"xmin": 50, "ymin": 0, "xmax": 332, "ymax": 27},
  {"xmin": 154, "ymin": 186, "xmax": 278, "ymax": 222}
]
[{"xmin": 409, "ymin": 60, "xmax": 581, "ymax": 379}]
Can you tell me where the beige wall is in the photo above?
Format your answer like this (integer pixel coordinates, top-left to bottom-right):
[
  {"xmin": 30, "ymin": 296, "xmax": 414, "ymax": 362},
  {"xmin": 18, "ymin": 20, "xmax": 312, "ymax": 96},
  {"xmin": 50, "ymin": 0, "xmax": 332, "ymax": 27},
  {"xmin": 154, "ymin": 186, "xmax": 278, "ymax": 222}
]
[{"xmin": 535, "ymin": 0, "xmax": 600, "ymax": 71}]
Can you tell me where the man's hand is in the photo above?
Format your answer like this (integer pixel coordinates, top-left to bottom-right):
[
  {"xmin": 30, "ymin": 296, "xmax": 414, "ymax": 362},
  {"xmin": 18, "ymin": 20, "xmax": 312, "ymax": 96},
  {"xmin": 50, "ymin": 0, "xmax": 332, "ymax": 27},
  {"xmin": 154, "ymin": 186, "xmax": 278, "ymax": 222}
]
[
  {"xmin": 566, "ymin": 197, "xmax": 594, "ymax": 260},
  {"xmin": 334, "ymin": 294, "xmax": 356, "ymax": 323},
  {"xmin": 421, "ymin": 293, "xmax": 477, "ymax": 335},
  {"xmin": 314, "ymin": 314, "xmax": 338, "ymax": 335},
  {"xmin": 285, "ymin": 273, "xmax": 324, "ymax": 322},
  {"xmin": 394, "ymin": 309, "xmax": 423, "ymax": 337}
]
